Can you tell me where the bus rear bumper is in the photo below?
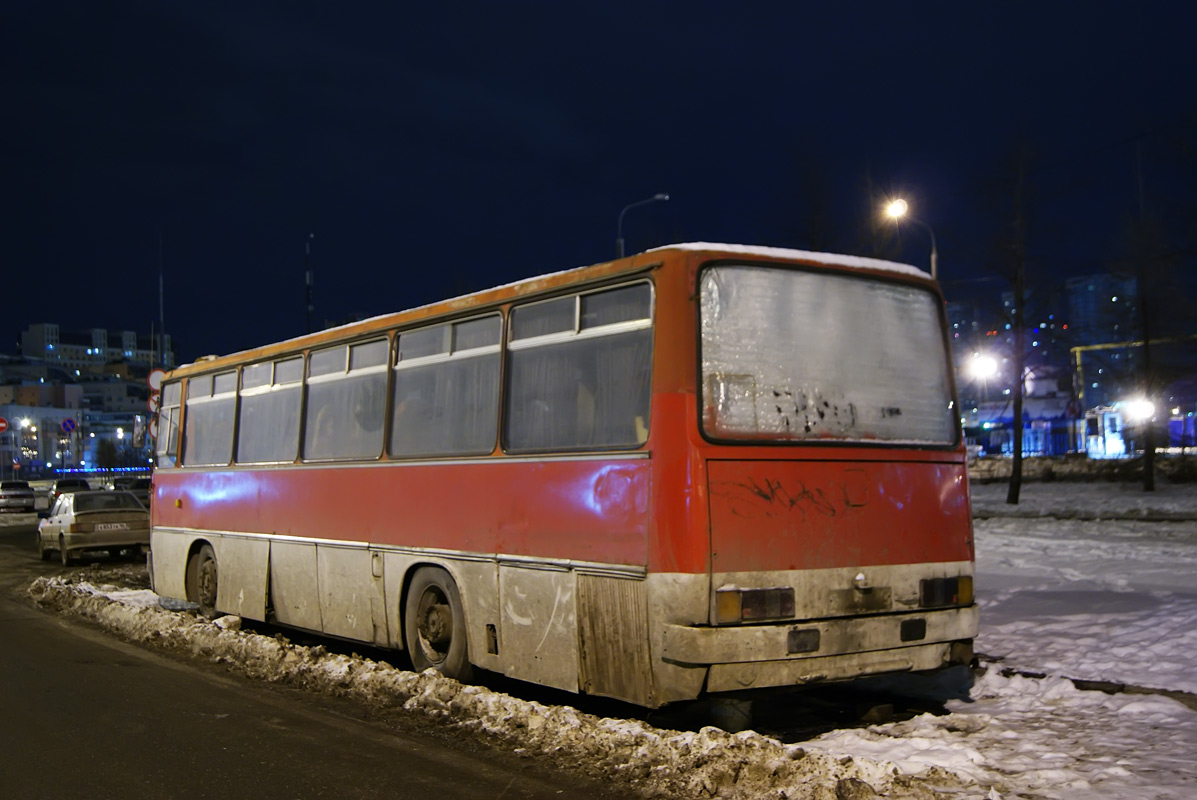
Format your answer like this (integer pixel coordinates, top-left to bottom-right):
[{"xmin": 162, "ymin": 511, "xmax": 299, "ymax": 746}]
[{"xmin": 660, "ymin": 605, "xmax": 979, "ymax": 693}]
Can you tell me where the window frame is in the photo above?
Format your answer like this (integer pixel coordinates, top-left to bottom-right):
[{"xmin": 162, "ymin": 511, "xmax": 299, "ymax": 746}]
[
  {"xmin": 235, "ymin": 357, "xmax": 305, "ymax": 465},
  {"xmin": 302, "ymin": 338, "xmax": 391, "ymax": 463},
  {"xmin": 695, "ymin": 261, "xmax": 960, "ymax": 450},
  {"xmin": 181, "ymin": 369, "xmax": 239, "ymax": 467},
  {"xmin": 388, "ymin": 314, "xmax": 502, "ymax": 459},
  {"xmin": 503, "ymin": 280, "xmax": 655, "ymax": 454}
]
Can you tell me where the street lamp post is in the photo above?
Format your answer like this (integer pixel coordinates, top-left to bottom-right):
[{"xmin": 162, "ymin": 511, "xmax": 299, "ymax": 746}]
[
  {"xmin": 617, "ymin": 194, "xmax": 669, "ymax": 258},
  {"xmin": 885, "ymin": 198, "xmax": 938, "ymax": 280},
  {"xmin": 305, "ymin": 233, "xmax": 315, "ymax": 334}
]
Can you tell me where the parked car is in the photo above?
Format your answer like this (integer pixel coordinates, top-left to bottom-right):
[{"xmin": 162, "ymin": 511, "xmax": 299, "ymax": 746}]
[
  {"xmin": 112, "ymin": 476, "xmax": 152, "ymax": 508},
  {"xmin": 46, "ymin": 474, "xmax": 90, "ymax": 500},
  {"xmin": 0, "ymin": 480, "xmax": 36, "ymax": 513},
  {"xmin": 37, "ymin": 490, "xmax": 150, "ymax": 565}
]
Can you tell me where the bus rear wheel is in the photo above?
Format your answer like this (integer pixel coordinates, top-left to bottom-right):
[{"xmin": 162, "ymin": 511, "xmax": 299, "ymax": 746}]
[
  {"xmin": 186, "ymin": 544, "xmax": 219, "ymax": 618},
  {"xmin": 404, "ymin": 567, "xmax": 473, "ymax": 682}
]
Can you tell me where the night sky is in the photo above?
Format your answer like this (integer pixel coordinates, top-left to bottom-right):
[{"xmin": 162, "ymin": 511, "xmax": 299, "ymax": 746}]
[{"xmin": 5, "ymin": 2, "xmax": 1195, "ymax": 363}]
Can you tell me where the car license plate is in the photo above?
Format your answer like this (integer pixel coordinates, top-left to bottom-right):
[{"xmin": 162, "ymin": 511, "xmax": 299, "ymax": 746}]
[{"xmin": 96, "ymin": 522, "xmax": 129, "ymax": 531}]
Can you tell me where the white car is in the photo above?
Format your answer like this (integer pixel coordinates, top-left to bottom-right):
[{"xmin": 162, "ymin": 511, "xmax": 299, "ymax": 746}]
[
  {"xmin": 37, "ymin": 490, "xmax": 150, "ymax": 566},
  {"xmin": 0, "ymin": 480, "xmax": 36, "ymax": 513}
]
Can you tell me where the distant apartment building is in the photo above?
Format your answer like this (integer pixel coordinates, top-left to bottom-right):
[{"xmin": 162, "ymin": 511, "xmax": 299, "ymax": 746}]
[
  {"xmin": 1065, "ymin": 274, "xmax": 1140, "ymax": 409},
  {"xmin": 2, "ymin": 333, "xmax": 160, "ymax": 477},
  {"xmin": 1065, "ymin": 274, "xmax": 1138, "ymax": 346},
  {"xmin": 0, "ymin": 382, "xmax": 83, "ymax": 409},
  {"xmin": 944, "ymin": 300, "xmax": 981, "ymax": 348},
  {"xmin": 20, "ymin": 324, "xmax": 175, "ymax": 371}
]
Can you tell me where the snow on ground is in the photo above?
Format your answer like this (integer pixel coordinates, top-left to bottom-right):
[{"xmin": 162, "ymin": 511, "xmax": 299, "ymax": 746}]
[
  {"xmin": 811, "ymin": 481, "xmax": 1197, "ymax": 800},
  {"xmin": 26, "ymin": 477, "xmax": 1197, "ymax": 799},
  {"xmin": 970, "ymin": 478, "xmax": 1197, "ymax": 520}
]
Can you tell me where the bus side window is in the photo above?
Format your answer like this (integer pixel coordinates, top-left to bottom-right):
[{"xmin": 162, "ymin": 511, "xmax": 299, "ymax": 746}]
[
  {"xmin": 303, "ymin": 342, "xmax": 386, "ymax": 462},
  {"xmin": 390, "ymin": 317, "xmax": 500, "ymax": 458},
  {"xmin": 506, "ymin": 283, "xmax": 652, "ymax": 452}
]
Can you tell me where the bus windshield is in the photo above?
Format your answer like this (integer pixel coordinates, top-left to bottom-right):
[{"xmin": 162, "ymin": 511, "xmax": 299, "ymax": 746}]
[{"xmin": 700, "ymin": 264, "xmax": 956, "ymax": 445}]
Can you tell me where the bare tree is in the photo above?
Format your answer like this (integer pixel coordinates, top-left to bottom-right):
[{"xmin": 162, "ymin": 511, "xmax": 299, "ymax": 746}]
[
  {"xmin": 974, "ymin": 143, "xmax": 1038, "ymax": 505},
  {"xmin": 1005, "ymin": 155, "xmax": 1030, "ymax": 505}
]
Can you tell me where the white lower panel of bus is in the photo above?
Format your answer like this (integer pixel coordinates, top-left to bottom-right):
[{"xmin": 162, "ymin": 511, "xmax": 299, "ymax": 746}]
[
  {"xmin": 703, "ymin": 641, "xmax": 962, "ymax": 694},
  {"xmin": 659, "ymin": 605, "xmax": 979, "ymax": 693},
  {"xmin": 149, "ymin": 527, "xmax": 975, "ymax": 708}
]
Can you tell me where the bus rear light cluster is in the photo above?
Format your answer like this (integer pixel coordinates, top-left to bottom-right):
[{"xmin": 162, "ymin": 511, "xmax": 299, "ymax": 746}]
[
  {"xmin": 716, "ymin": 587, "xmax": 795, "ymax": 624},
  {"xmin": 919, "ymin": 576, "xmax": 974, "ymax": 608}
]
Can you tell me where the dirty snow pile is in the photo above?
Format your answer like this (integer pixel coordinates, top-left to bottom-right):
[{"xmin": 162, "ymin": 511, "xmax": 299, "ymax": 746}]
[
  {"xmin": 27, "ymin": 479, "xmax": 1197, "ymax": 800},
  {"xmin": 28, "ymin": 576, "xmax": 971, "ymax": 800}
]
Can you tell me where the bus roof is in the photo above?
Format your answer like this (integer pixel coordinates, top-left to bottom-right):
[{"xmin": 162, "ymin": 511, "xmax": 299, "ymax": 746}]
[
  {"xmin": 652, "ymin": 242, "xmax": 929, "ymax": 280},
  {"xmin": 171, "ymin": 243, "xmax": 931, "ymax": 375}
]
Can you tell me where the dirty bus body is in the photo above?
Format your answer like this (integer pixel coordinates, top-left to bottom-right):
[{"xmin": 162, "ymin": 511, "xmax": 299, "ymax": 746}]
[{"xmin": 149, "ymin": 243, "xmax": 977, "ymax": 708}]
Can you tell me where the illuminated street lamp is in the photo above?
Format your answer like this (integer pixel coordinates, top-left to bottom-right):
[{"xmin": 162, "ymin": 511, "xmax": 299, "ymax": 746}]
[
  {"xmin": 885, "ymin": 198, "xmax": 938, "ymax": 280},
  {"xmin": 616, "ymin": 193, "xmax": 670, "ymax": 258},
  {"xmin": 967, "ymin": 353, "xmax": 999, "ymax": 381},
  {"xmin": 1123, "ymin": 398, "xmax": 1155, "ymax": 422}
]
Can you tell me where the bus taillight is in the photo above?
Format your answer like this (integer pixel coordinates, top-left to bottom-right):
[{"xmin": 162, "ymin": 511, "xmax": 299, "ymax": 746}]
[
  {"xmin": 919, "ymin": 576, "xmax": 974, "ymax": 608},
  {"xmin": 715, "ymin": 587, "xmax": 795, "ymax": 624}
]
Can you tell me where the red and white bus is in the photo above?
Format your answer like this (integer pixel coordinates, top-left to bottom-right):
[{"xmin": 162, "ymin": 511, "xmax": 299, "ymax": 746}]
[{"xmin": 149, "ymin": 243, "xmax": 977, "ymax": 708}]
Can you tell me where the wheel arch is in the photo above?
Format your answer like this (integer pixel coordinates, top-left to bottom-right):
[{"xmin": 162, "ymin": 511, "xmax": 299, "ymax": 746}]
[
  {"xmin": 395, "ymin": 558, "xmax": 488, "ymax": 681},
  {"xmin": 184, "ymin": 536, "xmax": 216, "ymax": 585},
  {"xmin": 184, "ymin": 538, "xmax": 220, "ymax": 617}
]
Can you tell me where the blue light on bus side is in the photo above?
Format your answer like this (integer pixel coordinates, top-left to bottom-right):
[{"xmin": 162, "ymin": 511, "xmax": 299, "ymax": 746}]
[{"xmin": 186, "ymin": 473, "xmax": 259, "ymax": 507}]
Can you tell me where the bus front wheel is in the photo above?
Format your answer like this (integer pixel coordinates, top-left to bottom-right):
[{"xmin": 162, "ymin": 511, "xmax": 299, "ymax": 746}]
[
  {"xmin": 404, "ymin": 567, "xmax": 473, "ymax": 682},
  {"xmin": 186, "ymin": 544, "xmax": 219, "ymax": 618}
]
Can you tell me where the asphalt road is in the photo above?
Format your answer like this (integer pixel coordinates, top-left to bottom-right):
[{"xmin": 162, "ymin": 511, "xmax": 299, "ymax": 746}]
[{"xmin": 0, "ymin": 517, "xmax": 632, "ymax": 800}]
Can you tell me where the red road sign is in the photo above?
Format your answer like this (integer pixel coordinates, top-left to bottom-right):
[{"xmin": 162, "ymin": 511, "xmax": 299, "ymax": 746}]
[
  {"xmin": 147, "ymin": 368, "xmax": 166, "ymax": 392},
  {"xmin": 0, "ymin": 417, "xmax": 8, "ymax": 433}
]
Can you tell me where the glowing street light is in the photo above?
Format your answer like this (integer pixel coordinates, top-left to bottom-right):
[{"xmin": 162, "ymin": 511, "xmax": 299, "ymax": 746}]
[
  {"xmin": 1123, "ymin": 398, "xmax": 1155, "ymax": 422},
  {"xmin": 885, "ymin": 198, "xmax": 938, "ymax": 280},
  {"xmin": 968, "ymin": 353, "xmax": 999, "ymax": 382}
]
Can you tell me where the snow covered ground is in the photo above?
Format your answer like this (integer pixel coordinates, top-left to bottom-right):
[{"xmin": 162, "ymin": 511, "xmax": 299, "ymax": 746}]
[
  {"xmin": 811, "ymin": 481, "xmax": 1197, "ymax": 800},
  {"xmin": 26, "ymin": 478, "xmax": 1197, "ymax": 799}
]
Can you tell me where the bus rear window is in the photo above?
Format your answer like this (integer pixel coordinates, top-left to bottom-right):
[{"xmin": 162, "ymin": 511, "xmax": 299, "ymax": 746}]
[{"xmin": 700, "ymin": 265, "xmax": 956, "ymax": 445}]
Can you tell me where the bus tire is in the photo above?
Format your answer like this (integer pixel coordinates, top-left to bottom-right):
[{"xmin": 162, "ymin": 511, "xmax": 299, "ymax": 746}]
[
  {"xmin": 186, "ymin": 544, "xmax": 219, "ymax": 618},
  {"xmin": 404, "ymin": 566, "xmax": 473, "ymax": 682}
]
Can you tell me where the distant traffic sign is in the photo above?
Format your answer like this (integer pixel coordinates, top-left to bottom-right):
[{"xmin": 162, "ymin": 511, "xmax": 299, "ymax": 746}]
[
  {"xmin": 61, "ymin": 418, "xmax": 77, "ymax": 434},
  {"xmin": 148, "ymin": 392, "xmax": 161, "ymax": 413},
  {"xmin": 0, "ymin": 417, "xmax": 8, "ymax": 434},
  {"xmin": 147, "ymin": 368, "xmax": 166, "ymax": 392}
]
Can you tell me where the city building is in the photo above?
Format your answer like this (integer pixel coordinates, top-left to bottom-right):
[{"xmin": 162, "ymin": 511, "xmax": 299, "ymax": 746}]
[
  {"xmin": 1065, "ymin": 274, "xmax": 1139, "ymax": 346},
  {"xmin": 1, "ymin": 345, "xmax": 157, "ymax": 479},
  {"xmin": 1065, "ymin": 274, "xmax": 1141, "ymax": 410},
  {"xmin": 20, "ymin": 323, "xmax": 175, "ymax": 371}
]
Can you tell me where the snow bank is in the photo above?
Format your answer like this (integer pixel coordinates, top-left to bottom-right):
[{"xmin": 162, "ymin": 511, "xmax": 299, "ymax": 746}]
[
  {"xmin": 28, "ymin": 576, "xmax": 979, "ymax": 800},
  {"xmin": 812, "ymin": 670, "xmax": 1197, "ymax": 800},
  {"xmin": 967, "ymin": 454, "xmax": 1197, "ymax": 486}
]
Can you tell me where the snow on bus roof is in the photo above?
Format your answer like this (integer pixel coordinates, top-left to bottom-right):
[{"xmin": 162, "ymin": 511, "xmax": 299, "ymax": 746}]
[
  {"xmin": 651, "ymin": 242, "xmax": 930, "ymax": 279},
  {"xmin": 183, "ymin": 243, "xmax": 928, "ymax": 368}
]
